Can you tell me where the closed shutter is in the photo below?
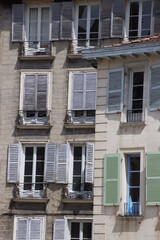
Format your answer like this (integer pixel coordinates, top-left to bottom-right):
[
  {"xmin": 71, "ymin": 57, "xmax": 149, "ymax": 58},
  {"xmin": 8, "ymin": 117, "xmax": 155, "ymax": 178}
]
[
  {"xmin": 61, "ymin": 2, "xmax": 73, "ymax": 40},
  {"xmin": 16, "ymin": 218, "xmax": 28, "ymax": 240},
  {"xmin": 29, "ymin": 219, "xmax": 42, "ymax": 240},
  {"xmin": 107, "ymin": 68, "xmax": 124, "ymax": 113},
  {"xmin": 150, "ymin": 65, "xmax": 160, "ymax": 109},
  {"xmin": 12, "ymin": 4, "xmax": 25, "ymax": 42},
  {"xmin": 44, "ymin": 143, "xmax": 57, "ymax": 182},
  {"xmin": 85, "ymin": 143, "xmax": 94, "ymax": 183},
  {"xmin": 7, "ymin": 144, "xmax": 20, "ymax": 183},
  {"xmin": 101, "ymin": 0, "xmax": 111, "ymax": 38},
  {"xmin": 154, "ymin": 0, "xmax": 160, "ymax": 34},
  {"xmin": 56, "ymin": 144, "xmax": 69, "ymax": 184},
  {"xmin": 146, "ymin": 153, "xmax": 160, "ymax": 205},
  {"xmin": 111, "ymin": 0, "xmax": 125, "ymax": 37},
  {"xmin": 72, "ymin": 73, "xmax": 85, "ymax": 110},
  {"xmin": 104, "ymin": 154, "xmax": 120, "ymax": 205},
  {"xmin": 23, "ymin": 74, "xmax": 36, "ymax": 111},
  {"xmin": 37, "ymin": 74, "xmax": 47, "ymax": 111},
  {"xmin": 53, "ymin": 219, "xmax": 66, "ymax": 240},
  {"xmin": 51, "ymin": 2, "xmax": 62, "ymax": 40},
  {"xmin": 85, "ymin": 73, "xmax": 97, "ymax": 110}
]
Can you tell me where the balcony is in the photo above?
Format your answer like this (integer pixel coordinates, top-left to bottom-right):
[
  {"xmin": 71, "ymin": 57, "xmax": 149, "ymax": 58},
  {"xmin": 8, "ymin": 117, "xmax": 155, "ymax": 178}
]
[
  {"xmin": 127, "ymin": 109, "xmax": 145, "ymax": 123},
  {"xmin": 124, "ymin": 202, "xmax": 140, "ymax": 216}
]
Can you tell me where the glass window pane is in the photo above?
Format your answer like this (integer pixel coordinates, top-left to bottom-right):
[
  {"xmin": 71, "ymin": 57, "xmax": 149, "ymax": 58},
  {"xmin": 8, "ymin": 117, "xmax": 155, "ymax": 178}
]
[
  {"xmin": 130, "ymin": 2, "xmax": 139, "ymax": 16},
  {"xmin": 143, "ymin": 1, "xmax": 152, "ymax": 14},
  {"xmin": 74, "ymin": 147, "xmax": 82, "ymax": 160},
  {"xmin": 133, "ymin": 72, "xmax": 144, "ymax": 85},
  {"xmin": 91, "ymin": 5, "xmax": 99, "ymax": 18},
  {"xmin": 130, "ymin": 188, "xmax": 140, "ymax": 202},
  {"xmin": 133, "ymin": 86, "xmax": 143, "ymax": 99},
  {"xmin": 129, "ymin": 172, "xmax": 140, "ymax": 186},
  {"xmin": 29, "ymin": 8, "xmax": 38, "ymax": 42},
  {"xmin": 132, "ymin": 100, "xmax": 143, "ymax": 110},
  {"xmin": 25, "ymin": 147, "xmax": 33, "ymax": 161},
  {"xmin": 24, "ymin": 162, "xmax": 33, "ymax": 175},
  {"xmin": 73, "ymin": 162, "xmax": 81, "ymax": 175},
  {"xmin": 73, "ymin": 177, "xmax": 81, "ymax": 191},
  {"xmin": 142, "ymin": 16, "xmax": 151, "ymax": 30},
  {"xmin": 71, "ymin": 222, "xmax": 80, "ymax": 238},
  {"xmin": 79, "ymin": 6, "xmax": 87, "ymax": 19},
  {"xmin": 37, "ymin": 147, "xmax": 45, "ymax": 160},
  {"xmin": 90, "ymin": 19, "xmax": 99, "ymax": 33},
  {"xmin": 83, "ymin": 223, "xmax": 92, "ymax": 238},
  {"xmin": 130, "ymin": 156, "xmax": 140, "ymax": 170},
  {"xmin": 78, "ymin": 20, "xmax": 87, "ymax": 33},
  {"xmin": 129, "ymin": 16, "xmax": 138, "ymax": 31},
  {"xmin": 36, "ymin": 162, "xmax": 44, "ymax": 175}
]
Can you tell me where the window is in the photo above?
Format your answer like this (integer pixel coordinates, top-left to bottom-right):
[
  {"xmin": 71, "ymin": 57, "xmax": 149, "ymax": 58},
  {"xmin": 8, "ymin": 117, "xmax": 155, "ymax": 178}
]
[
  {"xmin": 74, "ymin": 3, "xmax": 100, "ymax": 49},
  {"xmin": 125, "ymin": 0, "xmax": 153, "ymax": 40},
  {"xmin": 70, "ymin": 221, "xmax": 92, "ymax": 240},
  {"xmin": 14, "ymin": 217, "xmax": 45, "ymax": 240}
]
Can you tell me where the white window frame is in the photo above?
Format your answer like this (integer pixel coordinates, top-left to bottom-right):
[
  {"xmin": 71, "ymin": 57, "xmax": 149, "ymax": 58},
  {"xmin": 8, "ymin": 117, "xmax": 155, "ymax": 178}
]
[
  {"xmin": 69, "ymin": 220, "xmax": 93, "ymax": 240},
  {"xmin": 124, "ymin": 0, "xmax": 153, "ymax": 40}
]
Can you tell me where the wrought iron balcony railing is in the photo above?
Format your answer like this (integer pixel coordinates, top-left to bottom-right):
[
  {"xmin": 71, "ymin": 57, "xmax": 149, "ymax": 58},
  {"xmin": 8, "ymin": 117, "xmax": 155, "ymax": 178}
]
[
  {"xmin": 127, "ymin": 109, "xmax": 145, "ymax": 123},
  {"xmin": 63, "ymin": 183, "xmax": 93, "ymax": 200},
  {"xmin": 124, "ymin": 202, "xmax": 140, "ymax": 216},
  {"xmin": 15, "ymin": 183, "xmax": 47, "ymax": 198},
  {"xmin": 18, "ymin": 110, "xmax": 51, "ymax": 125}
]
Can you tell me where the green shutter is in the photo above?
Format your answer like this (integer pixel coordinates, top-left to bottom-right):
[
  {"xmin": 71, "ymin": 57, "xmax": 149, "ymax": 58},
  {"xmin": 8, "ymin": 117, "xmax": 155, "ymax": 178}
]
[
  {"xmin": 146, "ymin": 153, "xmax": 160, "ymax": 205},
  {"xmin": 104, "ymin": 154, "xmax": 120, "ymax": 206}
]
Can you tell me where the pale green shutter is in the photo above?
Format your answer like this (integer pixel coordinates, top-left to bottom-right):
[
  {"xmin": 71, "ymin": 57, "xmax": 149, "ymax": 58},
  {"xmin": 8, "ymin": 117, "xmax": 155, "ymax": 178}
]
[
  {"xmin": 146, "ymin": 153, "xmax": 160, "ymax": 205},
  {"xmin": 104, "ymin": 154, "xmax": 120, "ymax": 205}
]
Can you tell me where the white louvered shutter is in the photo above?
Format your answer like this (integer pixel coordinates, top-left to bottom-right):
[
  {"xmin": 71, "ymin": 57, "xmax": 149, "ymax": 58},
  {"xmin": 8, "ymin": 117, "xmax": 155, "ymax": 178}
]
[
  {"xmin": 85, "ymin": 143, "xmax": 94, "ymax": 183},
  {"xmin": 53, "ymin": 219, "xmax": 66, "ymax": 240},
  {"xmin": 12, "ymin": 4, "xmax": 25, "ymax": 42},
  {"xmin": 16, "ymin": 218, "xmax": 28, "ymax": 240},
  {"xmin": 150, "ymin": 65, "xmax": 160, "ymax": 109},
  {"xmin": 29, "ymin": 219, "xmax": 42, "ymax": 240},
  {"xmin": 56, "ymin": 144, "xmax": 69, "ymax": 184},
  {"xmin": 7, "ymin": 144, "xmax": 20, "ymax": 183},
  {"xmin": 37, "ymin": 74, "xmax": 48, "ymax": 111},
  {"xmin": 85, "ymin": 73, "xmax": 97, "ymax": 110},
  {"xmin": 72, "ymin": 73, "xmax": 85, "ymax": 110},
  {"xmin": 44, "ymin": 143, "xmax": 57, "ymax": 182},
  {"xmin": 107, "ymin": 68, "xmax": 124, "ymax": 113},
  {"xmin": 23, "ymin": 74, "xmax": 36, "ymax": 111}
]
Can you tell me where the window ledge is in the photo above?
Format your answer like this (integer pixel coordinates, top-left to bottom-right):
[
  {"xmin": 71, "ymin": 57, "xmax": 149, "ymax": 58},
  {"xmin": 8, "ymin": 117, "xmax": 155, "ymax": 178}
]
[
  {"xmin": 67, "ymin": 53, "xmax": 82, "ymax": 59},
  {"xmin": 18, "ymin": 55, "xmax": 55, "ymax": 61},
  {"xmin": 12, "ymin": 197, "xmax": 49, "ymax": 203},
  {"xmin": 120, "ymin": 121, "xmax": 146, "ymax": 127},
  {"xmin": 16, "ymin": 124, "xmax": 52, "ymax": 130},
  {"xmin": 62, "ymin": 198, "xmax": 93, "ymax": 204},
  {"xmin": 64, "ymin": 123, "xmax": 95, "ymax": 129},
  {"xmin": 117, "ymin": 214, "xmax": 144, "ymax": 220}
]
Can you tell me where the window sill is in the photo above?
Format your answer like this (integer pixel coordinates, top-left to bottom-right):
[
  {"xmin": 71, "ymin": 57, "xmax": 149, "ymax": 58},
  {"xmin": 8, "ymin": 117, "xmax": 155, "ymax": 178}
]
[
  {"xmin": 67, "ymin": 53, "xmax": 82, "ymax": 60},
  {"xmin": 62, "ymin": 198, "xmax": 93, "ymax": 204},
  {"xmin": 16, "ymin": 124, "xmax": 52, "ymax": 130},
  {"xmin": 120, "ymin": 121, "xmax": 146, "ymax": 128},
  {"xmin": 64, "ymin": 123, "xmax": 95, "ymax": 129},
  {"xmin": 12, "ymin": 197, "xmax": 49, "ymax": 203},
  {"xmin": 117, "ymin": 214, "xmax": 144, "ymax": 220},
  {"xmin": 18, "ymin": 55, "xmax": 55, "ymax": 61}
]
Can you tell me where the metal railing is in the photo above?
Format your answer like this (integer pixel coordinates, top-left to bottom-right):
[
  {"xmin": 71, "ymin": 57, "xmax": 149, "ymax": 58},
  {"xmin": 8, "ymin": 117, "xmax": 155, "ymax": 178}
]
[
  {"xmin": 18, "ymin": 110, "xmax": 51, "ymax": 125},
  {"xmin": 65, "ymin": 110, "xmax": 95, "ymax": 124},
  {"xmin": 69, "ymin": 38, "xmax": 101, "ymax": 54},
  {"xmin": 127, "ymin": 109, "xmax": 144, "ymax": 123},
  {"xmin": 63, "ymin": 183, "xmax": 93, "ymax": 200},
  {"xmin": 124, "ymin": 202, "xmax": 140, "ymax": 216},
  {"xmin": 15, "ymin": 183, "xmax": 47, "ymax": 198}
]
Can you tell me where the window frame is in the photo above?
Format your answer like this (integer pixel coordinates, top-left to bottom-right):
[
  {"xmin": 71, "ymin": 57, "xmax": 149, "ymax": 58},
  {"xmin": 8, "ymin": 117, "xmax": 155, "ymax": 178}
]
[{"xmin": 69, "ymin": 220, "xmax": 93, "ymax": 240}]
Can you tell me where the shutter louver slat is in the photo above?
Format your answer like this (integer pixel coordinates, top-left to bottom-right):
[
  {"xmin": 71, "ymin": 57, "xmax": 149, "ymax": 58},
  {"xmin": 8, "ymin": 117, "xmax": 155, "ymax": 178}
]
[
  {"xmin": 150, "ymin": 66, "xmax": 160, "ymax": 109},
  {"xmin": 85, "ymin": 73, "xmax": 97, "ymax": 109},
  {"xmin": 112, "ymin": 0, "xmax": 125, "ymax": 37},
  {"xmin": 16, "ymin": 218, "xmax": 27, "ymax": 240},
  {"xmin": 101, "ymin": 0, "xmax": 111, "ymax": 38},
  {"xmin": 61, "ymin": 2, "xmax": 73, "ymax": 40},
  {"xmin": 30, "ymin": 219, "xmax": 42, "ymax": 240},
  {"xmin": 53, "ymin": 219, "xmax": 66, "ymax": 240},
  {"xmin": 37, "ymin": 74, "xmax": 47, "ymax": 111},
  {"xmin": 85, "ymin": 143, "xmax": 94, "ymax": 183},
  {"xmin": 7, "ymin": 144, "xmax": 20, "ymax": 183},
  {"xmin": 51, "ymin": 3, "xmax": 62, "ymax": 40},
  {"xmin": 72, "ymin": 73, "xmax": 85, "ymax": 110},
  {"xmin": 57, "ymin": 144, "xmax": 68, "ymax": 184},
  {"xmin": 12, "ymin": 4, "xmax": 24, "ymax": 42},
  {"xmin": 23, "ymin": 74, "xmax": 36, "ymax": 111},
  {"xmin": 45, "ymin": 143, "xmax": 57, "ymax": 182}
]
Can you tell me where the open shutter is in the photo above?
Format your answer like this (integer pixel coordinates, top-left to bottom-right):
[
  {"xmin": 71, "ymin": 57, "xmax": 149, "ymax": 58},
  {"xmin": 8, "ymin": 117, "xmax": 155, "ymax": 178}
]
[
  {"xmin": 51, "ymin": 2, "xmax": 62, "ymax": 40},
  {"xmin": 154, "ymin": 0, "xmax": 160, "ymax": 34},
  {"xmin": 107, "ymin": 68, "xmax": 124, "ymax": 113},
  {"xmin": 150, "ymin": 65, "xmax": 160, "ymax": 110},
  {"xmin": 29, "ymin": 219, "xmax": 42, "ymax": 240},
  {"xmin": 101, "ymin": 0, "xmax": 111, "ymax": 38},
  {"xmin": 61, "ymin": 2, "xmax": 73, "ymax": 40},
  {"xmin": 7, "ymin": 144, "xmax": 20, "ymax": 183},
  {"xmin": 146, "ymin": 153, "xmax": 160, "ymax": 205},
  {"xmin": 12, "ymin": 4, "xmax": 25, "ymax": 42},
  {"xmin": 23, "ymin": 74, "xmax": 36, "ymax": 111},
  {"xmin": 16, "ymin": 218, "xmax": 28, "ymax": 240},
  {"xmin": 56, "ymin": 144, "xmax": 69, "ymax": 184},
  {"xmin": 85, "ymin": 143, "xmax": 94, "ymax": 183},
  {"xmin": 44, "ymin": 143, "xmax": 57, "ymax": 182},
  {"xmin": 53, "ymin": 219, "xmax": 66, "ymax": 240},
  {"xmin": 72, "ymin": 73, "xmax": 85, "ymax": 110},
  {"xmin": 104, "ymin": 154, "xmax": 120, "ymax": 205},
  {"xmin": 37, "ymin": 74, "xmax": 47, "ymax": 111},
  {"xmin": 85, "ymin": 73, "xmax": 97, "ymax": 110},
  {"xmin": 111, "ymin": 0, "xmax": 125, "ymax": 37}
]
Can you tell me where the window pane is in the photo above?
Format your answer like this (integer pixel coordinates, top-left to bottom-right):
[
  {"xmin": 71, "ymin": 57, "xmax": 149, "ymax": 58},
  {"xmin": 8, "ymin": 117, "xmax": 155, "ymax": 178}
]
[
  {"xmin": 90, "ymin": 19, "xmax": 99, "ymax": 33},
  {"xmin": 132, "ymin": 100, "xmax": 143, "ymax": 110},
  {"xmin": 130, "ymin": 2, "xmax": 139, "ymax": 16},
  {"xmin": 83, "ymin": 223, "xmax": 92, "ymax": 239},
  {"xmin": 73, "ymin": 177, "xmax": 81, "ymax": 191},
  {"xmin": 24, "ymin": 162, "xmax": 33, "ymax": 175},
  {"xmin": 78, "ymin": 20, "xmax": 87, "ymax": 33},
  {"xmin": 133, "ymin": 72, "xmax": 144, "ymax": 85},
  {"xmin": 129, "ymin": 16, "xmax": 138, "ymax": 31},
  {"xmin": 130, "ymin": 156, "xmax": 140, "ymax": 170},
  {"xmin": 91, "ymin": 5, "xmax": 99, "ymax": 18},
  {"xmin": 132, "ymin": 86, "xmax": 143, "ymax": 99},
  {"xmin": 37, "ymin": 147, "xmax": 45, "ymax": 160},
  {"xmin": 25, "ymin": 147, "xmax": 33, "ymax": 161},
  {"xmin": 73, "ymin": 162, "xmax": 81, "ymax": 175},
  {"xmin": 130, "ymin": 188, "xmax": 140, "ymax": 202},
  {"xmin": 26, "ymin": 111, "xmax": 35, "ymax": 118},
  {"xmin": 35, "ymin": 176, "xmax": 44, "ymax": 190},
  {"xmin": 71, "ymin": 222, "xmax": 80, "ymax": 239},
  {"xmin": 143, "ymin": 1, "xmax": 152, "ymax": 14},
  {"xmin": 79, "ymin": 6, "xmax": 87, "ymax": 19},
  {"xmin": 129, "ymin": 172, "xmax": 140, "ymax": 186},
  {"xmin": 36, "ymin": 162, "xmax": 44, "ymax": 175},
  {"xmin": 142, "ymin": 16, "xmax": 151, "ymax": 30},
  {"xmin": 29, "ymin": 8, "xmax": 38, "ymax": 42},
  {"xmin": 74, "ymin": 147, "xmax": 82, "ymax": 160}
]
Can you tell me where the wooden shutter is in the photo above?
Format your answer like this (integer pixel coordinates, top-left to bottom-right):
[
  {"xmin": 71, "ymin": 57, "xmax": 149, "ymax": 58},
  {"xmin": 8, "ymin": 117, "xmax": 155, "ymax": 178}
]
[
  {"xmin": 29, "ymin": 219, "xmax": 42, "ymax": 240},
  {"xmin": 56, "ymin": 144, "xmax": 69, "ymax": 184},
  {"xmin": 101, "ymin": 0, "xmax": 111, "ymax": 38},
  {"xmin": 23, "ymin": 74, "xmax": 36, "ymax": 111},
  {"xmin": 85, "ymin": 73, "xmax": 97, "ymax": 110},
  {"xmin": 12, "ymin": 4, "xmax": 25, "ymax": 42},
  {"xmin": 104, "ymin": 154, "xmax": 120, "ymax": 205},
  {"xmin": 37, "ymin": 74, "xmax": 47, "ymax": 111},
  {"xmin": 53, "ymin": 219, "xmax": 66, "ymax": 240},
  {"xmin": 44, "ymin": 143, "xmax": 57, "ymax": 182},
  {"xmin": 107, "ymin": 68, "xmax": 124, "ymax": 113},
  {"xmin": 72, "ymin": 73, "xmax": 85, "ymax": 110},
  {"xmin": 7, "ymin": 144, "xmax": 20, "ymax": 183},
  {"xmin": 154, "ymin": 0, "xmax": 160, "ymax": 34},
  {"xmin": 85, "ymin": 143, "xmax": 94, "ymax": 183},
  {"xmin": 146, "ymin": 153, "xmax": 160, "ymax": 205},
  {"xmin": 16, "ymin": 218, "xmax": 28, "ymax": 240},
  {"xmin": 51, "ymin": 2, "xmax": 62, "ymax": 40},
  {"xmin": 150, "ymin": 65, "xmax": 160, "ymax": 109},
  {"xmin": 111, "ymin": 0, "xmax": 125, "ymax": 37},
  {"xmin": 61, "ymin": 2, "xmax": 73, "ymax": 40}
]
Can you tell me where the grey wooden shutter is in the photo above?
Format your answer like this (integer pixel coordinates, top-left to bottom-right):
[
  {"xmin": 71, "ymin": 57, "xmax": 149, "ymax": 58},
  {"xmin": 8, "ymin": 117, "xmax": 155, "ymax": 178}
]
[
  {"xmin": 23, "ymin": 74, "xmax": 36, "ymax": 111},
  {"xmin": 101, "ymin": 0, "xmax": 111, "ymax": 38},
  {"xmin": 12, "ymin": 4, "xmax": 25, "ymax": 42},
  {"xmin": 56, "ymin": 144, "xmax": 69, "ymax": 184},
  {"xmin": 112, "ymin": 0, "xmax": 125, "ymax": 37},
  {"xmin": 154, "ymin": 0, "xmax": 160, "ymax": 34},
  {"xmin": 150, "ymin": 65, "xmax": 160, "ymax": 109},
  {"xmin": 85, "ymin": 73, "xmax": 97, "ymax": 110},
  {"xmin": 7, "ymin": 144, "xmax": 20, "ymax": 183},
  {"xmin": 51, "ymin": 2, "xmax": 62, "ymax": 40},
  {"xmin": 44, "ymin": 143, "xmax": 57, "ymax": 182},
  {"xmin": 107, "ymin": 68, "xmax": 124, "ymax": 113},
  {"xmin": 29, "ymin": 219, "xmax": 42, "ymax": 240},
  {"xmin": 85, "ymin": 143, "xmax": 94, "ymax": 183},
  {"xmin": 72, "ymin": 73, "xmax": 85, "ymax": 110},
  {"xmin": 16, "ymin": 218, "xmax": 28, "ymax": 240},
  {"xmin": 61, "ymin": 2, "xmax": 73, "ymax": 40},
  {"xmin": 53, "ymin": 219, "xmax": 66, "ymax": 240},
  {"xmin": 37, "ymin": 74, "xmax": 48, "ymax": 111}
]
